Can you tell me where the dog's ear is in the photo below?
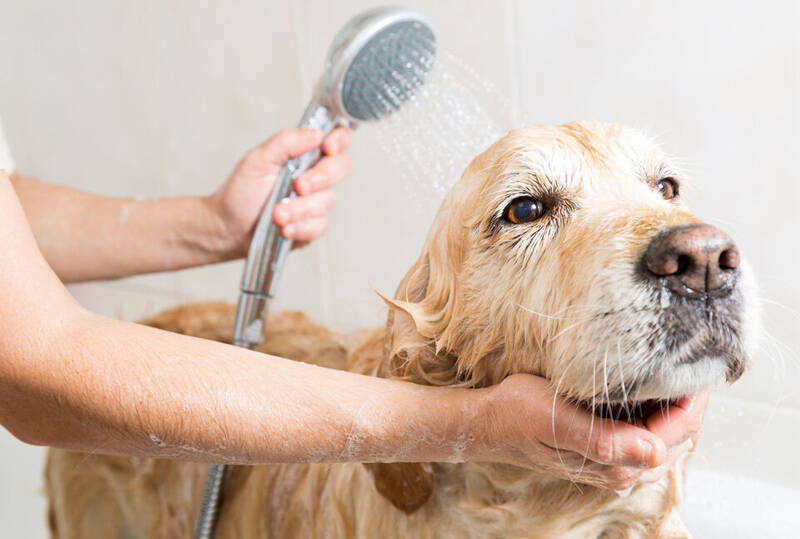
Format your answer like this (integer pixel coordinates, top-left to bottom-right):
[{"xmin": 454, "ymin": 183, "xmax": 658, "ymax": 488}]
[
  {"xmin": 377, "ymin": 216, "xmax": 466, "ymax": 385},
  {"xmin": 360, "ymin": 222, "xmax": 465, "ymax": 513},
  {"xmin": 362, "ymin": 250, "xmax": 440, "ymax": 514},
  {"xmin": 362, "ymin": 462, "xmax": 436, "ymax": 514}
]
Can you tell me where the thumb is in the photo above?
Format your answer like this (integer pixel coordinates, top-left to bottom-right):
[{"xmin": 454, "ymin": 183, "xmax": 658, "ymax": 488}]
[{"xmin": 246, "ymin": 128, "xmax": 324, "ymax": 170}]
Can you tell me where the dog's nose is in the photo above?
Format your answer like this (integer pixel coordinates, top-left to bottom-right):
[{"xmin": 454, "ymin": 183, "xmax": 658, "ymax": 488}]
[{"xmin": 642, "ymin": 224, "xmax": 739, "ymax": 298}]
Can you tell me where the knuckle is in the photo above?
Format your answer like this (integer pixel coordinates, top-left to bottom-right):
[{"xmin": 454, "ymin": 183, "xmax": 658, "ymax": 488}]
[
  {"xmin": 272, "ymin": 129, "xmax": 293, "ymax": 145},
  {"xmin": 608, "ymin": 469, "xmax": 636, "ymax": 489},
  {"xmin": 242, "ymin": 150, "xmax": 260, "ymax": 168},
  {"xmin": 593, "ymin": 435, "xmax": 616, "ymax": 464}
]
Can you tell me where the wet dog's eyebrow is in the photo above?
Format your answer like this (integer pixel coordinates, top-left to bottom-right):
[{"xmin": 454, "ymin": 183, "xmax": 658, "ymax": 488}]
[{"xmin": 640, "ymin": 161, "xmax": 684, "ymax": 185}]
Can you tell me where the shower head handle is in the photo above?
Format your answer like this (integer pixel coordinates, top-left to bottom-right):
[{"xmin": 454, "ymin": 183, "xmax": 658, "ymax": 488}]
[{"xmin": 233, "ymin": 101, "xmax": 336, "ymax": 347}]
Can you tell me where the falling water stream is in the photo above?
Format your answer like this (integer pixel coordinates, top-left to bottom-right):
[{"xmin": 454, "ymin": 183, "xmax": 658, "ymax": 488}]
[{"xmin": 370, "ymin": 45, "xmax": 517, "ymax": 206}]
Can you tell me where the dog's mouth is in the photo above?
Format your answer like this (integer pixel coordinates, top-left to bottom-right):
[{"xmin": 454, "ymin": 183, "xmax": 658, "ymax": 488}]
[{"xmin": 586, "ymin": 398, "xmax": 684, "ymax": 426}]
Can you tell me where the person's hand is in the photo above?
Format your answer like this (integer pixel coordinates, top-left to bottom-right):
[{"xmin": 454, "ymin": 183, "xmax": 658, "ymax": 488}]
[
  {"xmin": 472, "ymin": 374, "xmax": 707, "ymax": 490},
  {"xmin": 206, "ymin": 127, "xmax": 352, "ymax": 255}
]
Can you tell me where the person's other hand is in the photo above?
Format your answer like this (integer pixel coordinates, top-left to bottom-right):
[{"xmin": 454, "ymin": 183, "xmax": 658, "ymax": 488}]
[
  {"xmin": 207, "ymin": 127, "xmax": 352, "ymax": 255},
  {"xmin": 473, "ymin": 374, "xmax": 706, "ymax": 490}
]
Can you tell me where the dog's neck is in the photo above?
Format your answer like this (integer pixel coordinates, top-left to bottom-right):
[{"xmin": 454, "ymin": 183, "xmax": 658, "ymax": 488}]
[{"xmin": 428, "ymin": 460, "xmax": 686, "ymax": 538}]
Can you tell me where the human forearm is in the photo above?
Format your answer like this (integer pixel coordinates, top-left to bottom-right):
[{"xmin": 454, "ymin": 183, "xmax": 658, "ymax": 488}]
[
  {"xmin": 1, "ymin": 173, "xmax": 467, "ymax": 463},
  {"xmin": 1, "ymin": 305, "xmax": 476, "ymax": 464},
  {"xmin": 11, "ymin": 174, "xmax": 235, "ymax": 282},
  {"xmin": 9, "ymin": 128, "xmax": 352, "ymax": 282}
]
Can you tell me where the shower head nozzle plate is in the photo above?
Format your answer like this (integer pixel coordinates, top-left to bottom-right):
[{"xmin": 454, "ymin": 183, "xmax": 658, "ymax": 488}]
[{"xmin": 323, "ymin": 7, "xmax": 436, "ymax": 123}]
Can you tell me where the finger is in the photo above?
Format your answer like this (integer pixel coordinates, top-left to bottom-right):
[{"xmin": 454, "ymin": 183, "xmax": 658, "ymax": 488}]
[
  {"xmin": 294, "ymin": 154, "xmax": 352, "ymax": 196},
  {"xmin": 638, "ymin": 439, "xmax": 693, "ymax": 484},
  {"xmin": 281, "ymin": 217, "xmax": 328, "ymax": 243},
  {"xmin": 644, "ymin": 390, "xmax": 709, "ymax": 449},
  {"xmin": 322, "ymin": 126, "xmax": 353, "ymax": 156},
  {"xmin": 563, "ymin": 460, "xmax": 642, "ymax": 491},
  {"xmin": 576, "ymin": 438, "xmax": 693, "ymax": 490},
  {"xmin": 244, "ymin": 128, "xmax": 324, "ymax": 170},
  {"xmin": 533, "ymin": 443, "xmax": 646, "ymax": 491},
  {"xmin": 545, "ymin": 397, "xmax": 667, "ymax": 468},
  {"xmin": 273, "ymin": 191, "xmax": 337, "ymax": 227}
]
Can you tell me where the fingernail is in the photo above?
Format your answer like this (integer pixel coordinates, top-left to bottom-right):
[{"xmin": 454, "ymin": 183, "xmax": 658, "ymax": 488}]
[
  {"xmin": 615, "ymin": 486, "xmax": 634, "ymax": 498},
  {"xmin": 283, "ymin": 224, "xmax": 295, "ymax": 238},
  {"xmin": 639, "ymin": 439, "xmax": 654, "ymax": 467}
]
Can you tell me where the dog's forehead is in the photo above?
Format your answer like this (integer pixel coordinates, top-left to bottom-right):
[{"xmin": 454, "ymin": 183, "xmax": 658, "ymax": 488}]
[{"xmin": 485, "ymin": 122, "xmax": 664, "ymax": 193}]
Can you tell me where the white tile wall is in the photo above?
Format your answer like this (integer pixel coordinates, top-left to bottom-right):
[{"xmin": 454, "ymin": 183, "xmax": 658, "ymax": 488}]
[{"xmin": 0, "ymin": 1, "xmax": 797, "ymax": 536}]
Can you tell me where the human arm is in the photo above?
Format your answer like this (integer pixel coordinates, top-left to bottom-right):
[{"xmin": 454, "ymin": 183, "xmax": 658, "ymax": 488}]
[
  {"xmin": 9, "ymin": 127, "xmax": 351, "ymax": 283},
  {"xmin": 0, "ymin": 170, "xmax": 700, "ymax": 484}
]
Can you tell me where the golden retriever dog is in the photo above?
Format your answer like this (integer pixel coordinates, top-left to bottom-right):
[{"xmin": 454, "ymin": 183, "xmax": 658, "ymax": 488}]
[{"xmin": 45, "ymin": 122, "xmax": 757, "ymax": 538}]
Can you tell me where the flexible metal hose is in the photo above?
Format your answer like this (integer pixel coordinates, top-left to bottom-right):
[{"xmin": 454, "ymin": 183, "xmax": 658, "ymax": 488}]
[{"xmin": 194, "ymin": 464, "xmax": 227, "ymax": 539}]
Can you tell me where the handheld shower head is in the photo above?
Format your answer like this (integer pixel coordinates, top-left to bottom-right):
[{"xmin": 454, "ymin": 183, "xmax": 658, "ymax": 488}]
[
  {"xmin": 194, "ymin": 10, "xmax": 437, "ymax": 539},
  {"xmin": 234, "ymin": 7, "xmax": 437, "ymax": 346},
  {"xmin": 321, "ymin": 6, "xmax": 436, "ymax": 123}
]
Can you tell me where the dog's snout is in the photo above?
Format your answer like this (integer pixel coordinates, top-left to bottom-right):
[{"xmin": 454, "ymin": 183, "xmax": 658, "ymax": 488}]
[{"xmin": 642, "ymin": 224, "xmax": 739, "ymax": 298}]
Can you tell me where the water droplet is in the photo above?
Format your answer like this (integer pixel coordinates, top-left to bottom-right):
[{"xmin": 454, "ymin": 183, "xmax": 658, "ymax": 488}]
[{"xmin": 370, "ymin": 48, "xmax": 516, "ymax": 211}]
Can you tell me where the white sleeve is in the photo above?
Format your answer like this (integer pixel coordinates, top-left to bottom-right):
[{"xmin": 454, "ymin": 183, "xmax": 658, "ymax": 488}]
[{"xmin": 0, "ymin": 115, "xmax": 16, "ymax": 173}]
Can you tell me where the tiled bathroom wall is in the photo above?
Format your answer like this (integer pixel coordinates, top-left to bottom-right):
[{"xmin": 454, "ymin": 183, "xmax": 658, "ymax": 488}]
[{"xmin": 1, "ymin": 1, "xmax": 798, "ymax": 537}]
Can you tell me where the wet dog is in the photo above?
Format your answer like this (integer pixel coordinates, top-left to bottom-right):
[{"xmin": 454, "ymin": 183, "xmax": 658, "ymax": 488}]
[{"xmin": 46, "ymin": 122, "xmax": 757, "ymax": 538}]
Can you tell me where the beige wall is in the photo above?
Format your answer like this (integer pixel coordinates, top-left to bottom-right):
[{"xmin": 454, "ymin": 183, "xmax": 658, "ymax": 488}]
[{"xmin": 1, "ymin": 1, "xmax": 798, "ymax": 536}]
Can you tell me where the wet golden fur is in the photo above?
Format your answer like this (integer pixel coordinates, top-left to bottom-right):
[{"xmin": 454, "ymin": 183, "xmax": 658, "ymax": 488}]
[{"xmin": 45, "ymin": 122, "xmax": 756, "ymax": 538}]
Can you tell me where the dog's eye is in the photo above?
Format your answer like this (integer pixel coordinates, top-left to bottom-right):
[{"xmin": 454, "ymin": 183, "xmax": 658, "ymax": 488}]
[
  {"xmin": 656, "ymin": 178, "xmax": 678, "ymax": 200},
  {"xmin": 504, "ymin": 197, "xmax": 545, "ymax": 224}
]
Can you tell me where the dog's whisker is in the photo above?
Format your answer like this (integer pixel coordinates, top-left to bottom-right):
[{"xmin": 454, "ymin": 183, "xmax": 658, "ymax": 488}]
[
  {"xmin": 550, "ymin": 320, "xmax": 588, "ymax": 342},
  {"xmin": 754, "ymin": 329, "xmax": 800, "ymax": 422},
  {"xmin": 601, "ymin": 346, "xmax": 613, "ymax": 426},
  {"xmin": 573, "ymin": 354, "xmax": 598, "ymax": 481},
  {"xmin": 551, "ymin": 354, "xmax": 582, "ymax": 476},
  {"xmin": 615, "ymin": 339, "xmax": 633, "ymax": 424},
  {"xmin": 760, "ymin": 296, "xmax": 800, "ymax": 324},
  {"xmin": 514, "ymin": 302, "xmax": 602, "ymax": 322},
  {"xmin": 515, "ymin": 304, "xmax": 574, "ymax": 321}
]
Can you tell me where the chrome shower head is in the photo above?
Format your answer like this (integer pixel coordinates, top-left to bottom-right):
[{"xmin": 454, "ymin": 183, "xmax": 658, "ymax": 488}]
[
  {"xmin": 235, "ymin": 6, "xmax": 438, "ymax": 347},
  {"xmin": 318, "ymin": 6, "xmax": 436, "ymax": 123}
]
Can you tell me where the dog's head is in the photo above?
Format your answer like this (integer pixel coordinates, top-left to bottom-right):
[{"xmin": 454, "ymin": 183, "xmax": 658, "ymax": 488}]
[
  {"xmin": 384, "ymin": 120, "xmax": 756, "ymax": 404},
  {"xmin": 368, "ymin": 121, "xmax": 758, "ymax": 512}
]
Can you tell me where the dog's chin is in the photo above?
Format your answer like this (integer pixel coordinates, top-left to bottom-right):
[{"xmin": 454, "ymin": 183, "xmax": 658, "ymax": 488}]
[{"xmin": 585, "ymin": 351, "xmax": 744, "ymax": 425}]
